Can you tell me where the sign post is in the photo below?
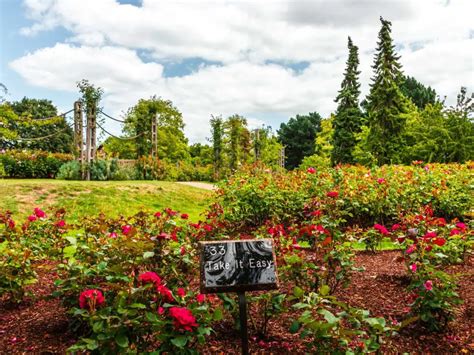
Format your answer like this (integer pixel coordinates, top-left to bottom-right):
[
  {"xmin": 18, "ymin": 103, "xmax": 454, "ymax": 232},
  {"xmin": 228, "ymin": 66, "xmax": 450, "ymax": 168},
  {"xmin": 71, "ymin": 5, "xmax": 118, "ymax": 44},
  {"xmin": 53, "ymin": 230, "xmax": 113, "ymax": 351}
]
[{"xmin": 199, "ymin": 239, "xmax": 278, "ymax": 355}]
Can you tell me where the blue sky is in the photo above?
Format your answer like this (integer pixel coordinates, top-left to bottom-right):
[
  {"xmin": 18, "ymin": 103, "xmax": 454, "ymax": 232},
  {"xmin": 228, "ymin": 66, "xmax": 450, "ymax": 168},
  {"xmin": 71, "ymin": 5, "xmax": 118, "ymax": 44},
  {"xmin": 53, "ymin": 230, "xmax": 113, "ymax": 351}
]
[{"xmin": 1, "ymin": 0, "xmax": 473, "ymax": 143}]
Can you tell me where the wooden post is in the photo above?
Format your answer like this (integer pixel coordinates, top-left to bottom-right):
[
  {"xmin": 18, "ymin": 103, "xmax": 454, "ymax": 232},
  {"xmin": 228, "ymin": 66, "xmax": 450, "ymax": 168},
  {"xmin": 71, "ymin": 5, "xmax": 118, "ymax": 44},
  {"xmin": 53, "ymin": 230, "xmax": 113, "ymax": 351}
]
[
  {"xmin": 255, "ymin": 128, "xmax": 260, "ymax": 161},
  {"xmin": 151, "ymin": 113, "xmax": 158, "ymax": 159},
  {"xmin": 90, "ymin": 102, "xmax": 97, "ymax": 162},
  {"xmin": 85, "ymin": 103, "xmax": 91, "ymax": 181},
  {"xmin": 73, "ymin": 101, "xmax": 83, "ymax": 164},
  {"xmin": 279, "ymin": 146, "xmax": 285, "ymax": 168}
]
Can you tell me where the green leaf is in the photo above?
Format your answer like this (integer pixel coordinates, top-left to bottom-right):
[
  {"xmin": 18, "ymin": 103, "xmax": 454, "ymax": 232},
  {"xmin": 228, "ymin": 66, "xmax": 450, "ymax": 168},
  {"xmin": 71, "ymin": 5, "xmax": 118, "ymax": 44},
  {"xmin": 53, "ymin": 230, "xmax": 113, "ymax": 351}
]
[
  {"xmin": 318, "ymin": 309, "xmax": 338, "ymax": 324},
  {"xmin": 171, "ymin": 335, "xmax": 188, "ymax": 348},
  {"xmin": 213, "ymin": 308, "xmax": 223, "ymax": 321},
  {"xmin": 143, "ymin": 251, "xmax": 155, "ymax": 259},
  {"xmin": 146, "ymin": 311, "xmax": 159, "ymax": 322},
  {"xmin": 63, "ymin": 245, "xmax": 76, "ymax": 258},
  {"xmin": 115, "ymin": 334, "xmax": 129, "ymax": 348},
  {"xmin": 65, "ymin": 236, "xmax": 77, "ymax": 245},
  {"xmin": 129, "ymin": 303, "xmax": 146, "ymax": 309},
  {"xmin": 289, "ymin": 320, "xmax": 300, "ymax": 334},
  {"xmin": 319, "ymin": 285, "xmax": 330, "ymax": 296},
  {"xmin": 293, "ymin": 286, "xmax": 304, "ymax": 298}
]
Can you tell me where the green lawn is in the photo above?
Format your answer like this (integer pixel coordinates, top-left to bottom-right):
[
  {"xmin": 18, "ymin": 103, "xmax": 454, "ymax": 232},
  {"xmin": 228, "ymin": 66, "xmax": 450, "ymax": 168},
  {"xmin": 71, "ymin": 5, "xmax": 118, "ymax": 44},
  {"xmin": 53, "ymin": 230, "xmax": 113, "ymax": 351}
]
[{"xmin": 0, "ymin": 179, "xmax": 214, "ymax": 222}]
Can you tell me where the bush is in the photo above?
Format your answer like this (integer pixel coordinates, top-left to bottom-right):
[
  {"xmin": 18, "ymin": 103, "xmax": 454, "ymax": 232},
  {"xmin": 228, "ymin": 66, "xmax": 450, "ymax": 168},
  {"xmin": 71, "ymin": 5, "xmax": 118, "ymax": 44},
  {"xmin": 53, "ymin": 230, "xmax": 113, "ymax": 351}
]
[
  {"xmin": 135, "ymin": 156, "xmax": 214, "ymax": 182},
  {"xmin": 57, "ymin": 161, "xmax": 82, "ymax": 180},
  {"xmin": 0, "ymin": 149, "xmax": 73, "ymax": 178}
]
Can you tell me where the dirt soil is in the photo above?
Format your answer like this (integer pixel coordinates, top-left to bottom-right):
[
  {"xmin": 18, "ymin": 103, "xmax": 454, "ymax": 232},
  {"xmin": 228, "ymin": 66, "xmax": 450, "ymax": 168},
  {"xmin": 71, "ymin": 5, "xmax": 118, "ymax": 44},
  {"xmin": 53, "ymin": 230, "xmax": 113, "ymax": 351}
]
[{"xmin": 1, "ymin": 251, "xmax": 472, "ymax": 354}]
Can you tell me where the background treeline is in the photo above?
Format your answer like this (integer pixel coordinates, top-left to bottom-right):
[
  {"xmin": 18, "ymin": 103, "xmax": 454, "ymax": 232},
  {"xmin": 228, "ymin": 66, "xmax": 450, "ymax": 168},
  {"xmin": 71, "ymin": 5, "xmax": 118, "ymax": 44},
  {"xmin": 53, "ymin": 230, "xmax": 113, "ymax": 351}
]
[{"xmin": 0, "ymin": 17, "xmax": 472, "ymax": 181}]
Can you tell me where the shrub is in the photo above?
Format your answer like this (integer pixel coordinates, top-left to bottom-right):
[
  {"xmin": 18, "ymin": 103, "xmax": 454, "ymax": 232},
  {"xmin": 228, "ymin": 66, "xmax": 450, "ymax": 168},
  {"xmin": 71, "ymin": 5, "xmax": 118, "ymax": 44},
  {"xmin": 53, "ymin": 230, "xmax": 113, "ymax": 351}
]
[
  {"xmin": 57, "ymin": 161, "xmax": 82, "ymax": 180},
  {"xmin": 0, "ymin": 149, "xmax": 73, "ymax": 178}
]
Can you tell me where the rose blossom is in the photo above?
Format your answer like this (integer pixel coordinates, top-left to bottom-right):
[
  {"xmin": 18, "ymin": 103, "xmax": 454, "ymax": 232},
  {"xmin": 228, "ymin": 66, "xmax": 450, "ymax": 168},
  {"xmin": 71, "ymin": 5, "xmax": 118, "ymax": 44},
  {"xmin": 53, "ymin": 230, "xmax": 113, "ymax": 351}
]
[
  {"xmin": 424, "ymin": 280, "xmax": 433, "ymax": 291},
  {"xmin": 327, "ymin": 191, "xmax": 339, "ymax": 198},
  {"xmin": 34, "ymin": 208, "xmax": 46, "ymax": 218},
  {"xmin": 169, "ymin": 307, "xmax": 198, "ymax": 331},
  {"xmin": 79, "ymin": 289, "xmax": 105, "ymax": 310},
  {"xmin": 307, "ymin": 167, "xmax": 316, "ymax": 174},
  {"xmin": 374, "ymin": 224, "xmax": 389, "ymax": 235},
  {"xmin": 28, "ymin": 215, "xmax": 37, "ymax": 222},
  {"xmin": 139, "ymin": 271, "xmax": 162, "ymax": 286},
  {"xmin": 410, "ymin": 264, "xmax": 417, "ymax": 272},
  {"xmin": 121, "ymin": 225, "xmax": 132, "ymax": 235}
]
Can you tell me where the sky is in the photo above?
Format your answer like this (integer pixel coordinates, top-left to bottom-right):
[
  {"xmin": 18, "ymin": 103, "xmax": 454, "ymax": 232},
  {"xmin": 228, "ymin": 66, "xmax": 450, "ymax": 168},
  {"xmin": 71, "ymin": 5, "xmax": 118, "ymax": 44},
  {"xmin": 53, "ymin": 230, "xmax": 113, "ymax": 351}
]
[{"xmin": 0, "ymin": 0, "xmax": 473, "ymax": 143}]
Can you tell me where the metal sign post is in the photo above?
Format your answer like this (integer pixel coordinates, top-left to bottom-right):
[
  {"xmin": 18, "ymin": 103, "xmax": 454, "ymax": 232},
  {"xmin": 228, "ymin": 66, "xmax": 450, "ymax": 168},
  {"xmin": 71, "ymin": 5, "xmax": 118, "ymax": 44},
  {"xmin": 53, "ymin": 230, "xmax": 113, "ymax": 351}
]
[{"xmin": 238, "ymin": 292, "xmax": 249, "ymax": 355}]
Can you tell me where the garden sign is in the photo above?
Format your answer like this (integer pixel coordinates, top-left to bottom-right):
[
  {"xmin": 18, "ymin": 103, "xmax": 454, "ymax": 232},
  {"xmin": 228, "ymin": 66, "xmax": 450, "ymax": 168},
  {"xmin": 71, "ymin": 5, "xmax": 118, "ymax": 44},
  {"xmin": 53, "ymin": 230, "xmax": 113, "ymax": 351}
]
[{"xmin": 199, "ymin": 239, "xmax": 279, "ymax": 355}]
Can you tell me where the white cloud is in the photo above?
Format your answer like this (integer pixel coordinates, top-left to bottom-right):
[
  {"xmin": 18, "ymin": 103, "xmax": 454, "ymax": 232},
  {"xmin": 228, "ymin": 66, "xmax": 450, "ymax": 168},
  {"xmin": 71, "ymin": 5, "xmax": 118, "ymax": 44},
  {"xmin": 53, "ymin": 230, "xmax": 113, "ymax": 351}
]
[{"xmin": 9, "ymin": 0, "xmax": 474, "ymax": 142}]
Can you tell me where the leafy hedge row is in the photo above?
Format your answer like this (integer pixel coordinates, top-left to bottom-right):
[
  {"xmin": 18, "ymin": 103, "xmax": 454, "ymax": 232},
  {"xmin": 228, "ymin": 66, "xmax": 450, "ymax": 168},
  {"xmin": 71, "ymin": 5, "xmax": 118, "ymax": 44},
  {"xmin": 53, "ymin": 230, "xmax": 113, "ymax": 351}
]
[{"xmin": 0, "ymin": 150, "xmax": 73, "ymax": 178}]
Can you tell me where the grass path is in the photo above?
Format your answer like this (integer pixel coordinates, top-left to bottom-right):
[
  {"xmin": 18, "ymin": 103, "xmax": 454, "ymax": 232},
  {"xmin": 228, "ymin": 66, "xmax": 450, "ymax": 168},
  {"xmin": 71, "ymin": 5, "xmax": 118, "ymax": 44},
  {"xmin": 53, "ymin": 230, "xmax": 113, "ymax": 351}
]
[{"xmin": 0, "ymin": 179, "xmax": 214, "ymax": 222}]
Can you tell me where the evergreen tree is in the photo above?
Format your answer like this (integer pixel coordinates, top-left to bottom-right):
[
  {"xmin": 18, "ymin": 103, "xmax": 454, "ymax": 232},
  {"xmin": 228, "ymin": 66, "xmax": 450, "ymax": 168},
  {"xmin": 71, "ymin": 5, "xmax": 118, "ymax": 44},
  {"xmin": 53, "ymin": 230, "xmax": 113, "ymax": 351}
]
[
  {"xmin": 400, "ymin": 75, "xmax": 437, "ymax": 110},
  {"xmin": 277, "ymin": 112, "xmax": 322, "ymax": 169},
  {"xmin": 331, "ymin": 37, "xmax": 363, "ymax": 165},
  {"xmin": 365, "ymin": 17, "xmax": 409, "ymax": 165}
]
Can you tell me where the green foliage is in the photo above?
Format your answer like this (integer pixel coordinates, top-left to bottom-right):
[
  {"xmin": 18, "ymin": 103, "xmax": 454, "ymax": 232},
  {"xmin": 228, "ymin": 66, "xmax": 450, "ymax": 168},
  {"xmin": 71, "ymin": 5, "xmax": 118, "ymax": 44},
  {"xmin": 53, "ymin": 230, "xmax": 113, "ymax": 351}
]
[
  {"xmin": 124, "ymin": 96, "xmax": 189, "ymax": 161},
  {"xmin": 332, "ymin": 37, "xmax": 363, "ymax": 165},
  {"xmin": 224, "ymin": 114, "xmax": 251, "ymax": 171},
  {"xmin": 210, "ymin": 115, "xmax": 224, "ymax": 178},
  {"xmin": 0, "ymin": 150, "xmax": 73, "ymax": 178},
  {"xmin": 56, "ymin": 161, "xmax": 82, "ymax": 180},
  {"xmin": 291, "ymin": 291, "xmax": 392, "ymax": 353},
  {"xmin": 402, "ymin": 88, "xmax": 473, "ymax": 163},
  {"xmin": 278, "ymin": 112, "xmax": 322, "ymax": 169},
  {"xmin": 400, "ymin": 75, "xmax": 437, "ymax": 110},
  {"xmin": 254, "ymin": 127, "xmax": 284, "ymax": 169},
  {"xmin": 5, "ymin": 98, "xmax": 74, "ymax": 153},
  {"xmin": 135, "ymin": 156, "xmax": 213, "ymax": 181},
  {"xmin": 102, "ymin": 136, "xmax": 136, "ymax": 159},
  {"xmin": 364, "ymin": 17, "xmax": 410, "ymax": 165}
]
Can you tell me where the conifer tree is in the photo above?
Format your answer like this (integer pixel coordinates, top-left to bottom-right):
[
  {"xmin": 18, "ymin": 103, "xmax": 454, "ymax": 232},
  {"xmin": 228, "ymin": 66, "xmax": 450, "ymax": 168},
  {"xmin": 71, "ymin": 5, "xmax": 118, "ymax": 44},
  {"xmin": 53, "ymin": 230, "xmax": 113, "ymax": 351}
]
[
  {"xmin": 365, "ymin": 17, "xmax": 409, "ymax": 165},
  {"xmin": 331, "ymin": 37, "xmax": 362, "ymax": 165}
]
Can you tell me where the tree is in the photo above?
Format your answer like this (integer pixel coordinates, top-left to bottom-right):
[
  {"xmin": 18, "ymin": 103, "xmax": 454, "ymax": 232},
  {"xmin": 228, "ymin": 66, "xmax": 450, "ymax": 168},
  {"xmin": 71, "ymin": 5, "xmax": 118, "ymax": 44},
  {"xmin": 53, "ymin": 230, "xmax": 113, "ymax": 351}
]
[
  {"xmin": 2, "ymin": 97, "xmax": 73, "ymax": 153},
  {"xmin": 331, "ymin": 37, "xmax": 363, "ymax": 165},
  {"xmin": 124, "ymin": 96, "xmax": 189, "ymax": 161},
  {"xmin": 209, "ymin": 115, "xmax": 224, "ymax": 177},
  {"xmin": 224, "ymin": 114, "xmax": 250, "ymax": 171},
  {"xmin": 277, "ymin": 112, "xmax": 322, "ymax": 169},
  {"xmin": 0, "ymin": 83, "xmax": 7, "ymax": 103},
  {"xmin": 102, "ymin": 136, "xmax": 136, "ymax": 159},
  {"xmin": 189, "ymin": 143, "xmax": 213, "ymax": 165},
  {"xmin": 364, "ymin": 17, "xmax": 410, "ymax": 165},
  {"xmin": 400, "ymin": 75, "xmax": 437, "ymax": 110}
]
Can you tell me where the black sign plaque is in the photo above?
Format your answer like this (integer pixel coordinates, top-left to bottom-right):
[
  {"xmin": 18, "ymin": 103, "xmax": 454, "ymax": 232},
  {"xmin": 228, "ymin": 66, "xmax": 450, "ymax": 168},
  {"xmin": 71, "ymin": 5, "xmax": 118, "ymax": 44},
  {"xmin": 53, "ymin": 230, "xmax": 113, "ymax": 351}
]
[{"xmin": 199, "ymin": 239, "xmax": 278, "ymax": 294}]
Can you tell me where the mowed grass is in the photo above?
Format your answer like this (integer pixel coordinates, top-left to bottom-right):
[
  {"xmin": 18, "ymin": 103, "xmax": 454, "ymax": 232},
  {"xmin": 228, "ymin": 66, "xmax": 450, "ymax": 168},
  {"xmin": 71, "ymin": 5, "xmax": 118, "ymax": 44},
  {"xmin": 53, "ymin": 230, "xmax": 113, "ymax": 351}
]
[{"xmin": 0, "ymin": 179, "xmax": 214, "ymax": 222}]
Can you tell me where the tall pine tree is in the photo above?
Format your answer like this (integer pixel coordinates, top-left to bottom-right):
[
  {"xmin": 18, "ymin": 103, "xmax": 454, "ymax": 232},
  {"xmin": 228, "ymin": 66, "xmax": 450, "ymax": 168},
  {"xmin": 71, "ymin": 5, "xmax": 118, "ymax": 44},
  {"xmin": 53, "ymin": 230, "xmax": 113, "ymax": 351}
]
[
  {"xmin": 331, "ymin": 37, "xmax": 363, "ymax": 165},
  {"xmin": 365, "ymin": 17, "xmax": 409, "ymax": 165}
]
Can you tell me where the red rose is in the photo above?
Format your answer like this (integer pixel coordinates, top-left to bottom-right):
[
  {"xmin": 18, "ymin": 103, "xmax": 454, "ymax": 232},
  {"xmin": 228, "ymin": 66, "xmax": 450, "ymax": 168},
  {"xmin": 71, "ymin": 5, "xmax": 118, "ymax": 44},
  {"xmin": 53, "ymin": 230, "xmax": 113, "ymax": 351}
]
[
  {"xmin": 154, "ymin": 211, "xmax": 162, "ymax": 218},
  {"xmin": 327, "ymin": 191, "xmax": 339, "ymax": 198},
  {"xmin": 307, "ymin": 167, "xmax": 316, "ymax": 174},
  {"xmin": 34, "ymin": 208, "xmax": 46, "ymax": 218},
  {"xmin": 79, "ymin": 289, "xmax": 105, "ymax": 311},
  {"xmin": 181, "ymin": 213, "xmax": 189, "ymax": 219},
  {"xmin": 121, "ymin": 225, "xmax": 132, "ymax": 235},
  {"xmin": 196, "ymin": 294, "xmax": 206, "ymax": 303},
  {"xmin": 177, "ymin": 288, "xmax": 186, "ymax": 297},
  {"xmin": 169, "ymin": 307, "xmax": 198, "ymax": 331},
  {"xmin": 55, "ymin": 220, "xmax": 66, "ymax": 228},
  {"xmin": 374, "ymin": 224, "xmax": 389, "ymax": 235},
  {"xmin": 28, "ymin": 215, "xmax": 37, "ymax": 222},
  {"xmin": 433, "ymin": 238, "xmax": 446, "ymax": 246},
  {"xmin": 138, "ymin": 272, "xmax": 161, "ymax": 286},
  {"xmin": 157, "ymin": 285, "xmax": 174, "ymax": 302}
]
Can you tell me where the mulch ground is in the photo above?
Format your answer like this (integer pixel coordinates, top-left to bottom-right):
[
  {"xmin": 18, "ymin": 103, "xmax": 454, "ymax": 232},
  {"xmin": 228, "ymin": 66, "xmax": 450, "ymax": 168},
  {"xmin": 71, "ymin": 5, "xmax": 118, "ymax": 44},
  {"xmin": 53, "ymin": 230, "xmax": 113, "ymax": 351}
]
[{"xmin": 1, "ymin": 251, "xmax": 473, "ymax": 354}]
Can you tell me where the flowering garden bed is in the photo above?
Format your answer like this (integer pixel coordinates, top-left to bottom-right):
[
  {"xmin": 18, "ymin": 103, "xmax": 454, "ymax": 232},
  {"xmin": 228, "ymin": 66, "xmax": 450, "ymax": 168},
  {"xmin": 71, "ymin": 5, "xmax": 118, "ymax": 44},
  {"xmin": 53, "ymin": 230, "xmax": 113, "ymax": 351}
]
[{"xmin": 1, "ymin": 163, "xmax": 473, "ymax": 353}]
